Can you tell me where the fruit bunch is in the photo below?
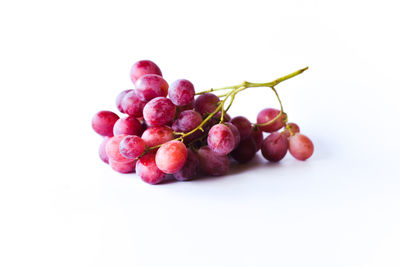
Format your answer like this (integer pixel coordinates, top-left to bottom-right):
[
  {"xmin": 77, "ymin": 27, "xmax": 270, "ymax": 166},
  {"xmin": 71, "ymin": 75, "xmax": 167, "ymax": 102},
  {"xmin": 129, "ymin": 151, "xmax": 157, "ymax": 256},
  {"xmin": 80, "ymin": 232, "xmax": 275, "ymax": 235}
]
[{"xmin": 92, "ymin": 60, "xmax": 314, "ymax": 184}]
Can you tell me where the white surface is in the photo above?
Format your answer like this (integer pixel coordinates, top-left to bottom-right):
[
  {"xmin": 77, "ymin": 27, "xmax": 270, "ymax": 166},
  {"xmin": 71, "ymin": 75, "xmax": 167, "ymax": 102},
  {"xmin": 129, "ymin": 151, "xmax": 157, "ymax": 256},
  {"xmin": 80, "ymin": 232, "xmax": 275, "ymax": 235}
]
[{"xmin": 1, "ymin": 0, "xmax": 400, "ymax": 266}]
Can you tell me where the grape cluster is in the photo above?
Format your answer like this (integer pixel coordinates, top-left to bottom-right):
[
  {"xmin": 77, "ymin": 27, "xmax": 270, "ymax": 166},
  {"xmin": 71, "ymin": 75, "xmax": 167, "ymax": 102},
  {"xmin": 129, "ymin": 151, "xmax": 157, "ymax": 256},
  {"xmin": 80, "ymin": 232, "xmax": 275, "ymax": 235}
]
[{"xmin": 92, "ymin": 60, "xmax": 314, "ymax": 185}]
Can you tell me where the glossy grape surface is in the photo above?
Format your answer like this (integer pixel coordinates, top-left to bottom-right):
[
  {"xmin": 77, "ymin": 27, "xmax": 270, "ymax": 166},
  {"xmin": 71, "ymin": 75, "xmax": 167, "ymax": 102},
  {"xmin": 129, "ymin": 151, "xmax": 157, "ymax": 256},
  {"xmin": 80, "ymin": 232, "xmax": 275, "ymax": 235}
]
[
  {"xmin": 136, "ymin": 152, "xmax": 166, "ymax": 184},
  {"xmin": 130, "ymin": 60, "xmax": 162, "ymax": 84},
  {"xmin": 261, "ymin": 132, "xmax": 288, "ymax": 162},
  {"xmin": 119, "ymin": 135, "xmax": 146, "ymax": 159},
  {"xmin": 231, "ymin": 116, "xmax": 252, "ymax": 140},
  {"xmin": 257, "ymin": 108, "xmax": 286, "ymax": 133},
  {"xmin": 113, "ymin": 116, "xmax": 144, "ymax": 136},
  {"xmin": 155, "ymin": 141, "xmax": 188, "ymax": 174},
  {"xmin": 169, "ymin": 79, "xmax": 195, "ymax": 106},
  {"xmin": 116, "ymin": 89, "xmax": 133, "ymax": 113},
  {"xmin": 288, "ymin": 133, "xmax": 314, "ymax": 161},
  {"xmin": 207, "ymin": 124, "xmax": 235, "ymax": 155},
  {"xmin": 143, "ymin": 97, "xmax": 176, "ymax": 126},
  {"xmin": 120, "ymin": 90, "xmax": 145, "ymax": 117},
  {"xmin": 141, "ymin": 126, "xmax": 174, "ymax": 147},
  {"xmin": 225, "ymin": 122, "xmax": 240, "ymax": 148},
  {"xmin": 194, "ymin": 93, "xmax": 220, "ymax": 115},
  {"xmin": 173, "ymin": 149, "xmax": 199, "ymax": 181},
  {"xmin": 173, "ymin": 110, "xmax": 202, "ymax": 132},
  {"xmin": 231, "ymin": 137, "xmax": 257, "ymax": 163},
  {"xmin": 135, "ymin": 74, "xmax": 169, "ymax": 102},
  {"xmin": 92, "ymin": 111, "xmax": 119, "ymax": 137},
  {"xmin": 109, "ymin": 159, "xmax": 136, "ymax": 173},
  {"xmin": 105, "ymin": 134, "xmax": 132, "ymax": 163}
]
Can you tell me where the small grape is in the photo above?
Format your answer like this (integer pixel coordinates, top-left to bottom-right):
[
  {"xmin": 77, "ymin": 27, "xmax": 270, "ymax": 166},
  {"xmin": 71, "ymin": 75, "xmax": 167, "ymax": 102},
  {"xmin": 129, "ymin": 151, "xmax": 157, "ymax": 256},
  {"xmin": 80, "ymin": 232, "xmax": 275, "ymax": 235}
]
[
  {"xmin": 257, "ymin": 108, "xmax": 287, "ymax": 133},
  {"xmin": 109, "ymin": 159, "xmax": 136, "ymax": 173},
  {"xmin": 116, "ymin": 89, "xmax": 134, "ymax": 113},
  {"xmin": 155, "ymin": 141, "xmax": 188, "ymax": 174},
  {"xmin": 231, "ymin": 138, "xmax": 257, "ymax": 163},
  {"xmin": 198, "ymin": 146, "xmax": 230, "ymax": 176},
  {"xmin": 194, "ymin": 93, "xmax": 220, "ymax": 115},
  {"xmin": 282, "ymin": 122, "xmax": 300, "ymax": 138},
  {"xmin": 261, "ymin": 132, "xmax": 288, "ymax": 162},
  {"xmin": 250, "ymin": 126, "xmax": 263, "ymax": 151},
  {"xmin": 99, "ymin": 137, "xmax": 111, "ymax": 164},
  {"xmin": 169, "ymin": 79, "xmax": 195, "ymax": 107},
  {"xmin": 288, "ymin": 133, "xmax": 314, "ymax": 161},
  {"xmin": 141, "ymin": 126, "xmax": 175, "ymax": 148},
  {"xmin": 231, "ymin": 116, "xmax": 252, "ymax": 140},
  {"xmin": 120, "ymin": 90, "xmax": 146, "ymax": 117},
  {"xmin": 136, "ymin": 152, "xmax": 166, "ymax": 184},
  {"xmin": 173, "ymin": 110, "xmax": 202, "ymax": 132},
  {"xmin": 130, "ymin": 60, "xmax": 162, "ymax": 84},
  {"xmin": 92, "ymin": 111, "xmax": 119, "ymax": 137},
  {"xmin": 105, "ymin": 134, "xmax": 132, "ymax": 163},
  {"xmin": 119, "ymin": 135, "xmax": 146, "ymax": 159},
  {"xmin": 135, "ymin": 74, "xmax": 169, "ymax": 102},
  {"xmin": 113, "ymin": 116, "xmax": 144, "ymax": 136},
  {"xmin": 143, "ymin": 97, "xmax": 176, "ymax": 126},
  {"xmin": 207, "ymin": 124, "xmax": 235, "ymax": 155},
  {"xmin": 224, "ymin": 122, "xmax": 240, "ymax": 148},
  {"xmin": 173, "ymin": 149, "xmax": 199, "ymax": 181}
]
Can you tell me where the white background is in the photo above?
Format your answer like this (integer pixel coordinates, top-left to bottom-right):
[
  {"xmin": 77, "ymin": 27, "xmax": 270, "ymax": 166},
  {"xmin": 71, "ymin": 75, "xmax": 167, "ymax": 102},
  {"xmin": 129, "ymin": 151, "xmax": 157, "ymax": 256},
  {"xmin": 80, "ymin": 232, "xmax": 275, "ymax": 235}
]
[{"xmin": 1, "ymin": 0, "xmax": 400, "ymax": 266}]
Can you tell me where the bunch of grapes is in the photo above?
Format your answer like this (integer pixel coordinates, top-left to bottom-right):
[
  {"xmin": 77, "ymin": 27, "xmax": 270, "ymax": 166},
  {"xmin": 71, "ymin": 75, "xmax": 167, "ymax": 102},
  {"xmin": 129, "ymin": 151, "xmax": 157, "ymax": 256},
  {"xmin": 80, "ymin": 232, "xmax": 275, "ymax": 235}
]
[{"xmin": 92, "ymin": 60, "xmax": 314, "ymax": 185}]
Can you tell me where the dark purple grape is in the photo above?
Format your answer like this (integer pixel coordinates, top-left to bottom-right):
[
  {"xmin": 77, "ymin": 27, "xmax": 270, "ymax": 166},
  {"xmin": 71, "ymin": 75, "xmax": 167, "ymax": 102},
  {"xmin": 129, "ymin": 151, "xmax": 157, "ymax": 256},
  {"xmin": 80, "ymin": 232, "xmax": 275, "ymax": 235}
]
[
  {"xmin": 231, "ymin": 138, "xmax": 257, "ymax": 163},
  {"xmin": 250, "ymin": 126, "xmax": 263, "ymax": 151},
  {"xmin": 231, "ymin": 116, "xmax": 252, "ymax": 140},
  {"xmin": 135, "ymin": 74, "xmax": 169, "ymax": 102},
  {"xmin": 136, "ymin": 152, "xmax": 166, "ymax": 184},
  {"xmin": 92, "ymin": 111, "xmax": 119, "ymax": 137},
  {"xmin": 224, "ymin": 122, "xmax": 240, "ymax": 148},
  {"xmin": 173, "ymin": 110, "xmax": 202, "ymax": 132},
  {"xmin": 198, "ymin": 146, "xmax": 230, "ymax": 176},
  {"xmin": 119, "ymin": 135, "xmax": 146, "ymax": 159},
  {"xmin": 113, "ymin": 116, "xmax": 144, "ymax": 136},
  {"xmin": 143, "ymin": 97, "xmax": 176, "ymax": 126},
  {"xmin": 194, "ymin": 93, "xmax": 220, "ymax": 115},
  {"xmin": 261, "ymin": 132, "xmax": 288, "ymax": 162},
  {"xmin": 116, "ymin": 89, "xmax": 133, "ymax": 113},
  {"xmin": 120, "ymin": 90, "xmax": 146, "ymax": 117},
  {"xmin": 130, "ymin": 60, "xmax": 162, "ymax": 84},
  {"xmin": 207, "ymin": 124, "xmax": 235, "ymax": 155},
  {"xmin": 173, "ymin": 149, "xmax": 199, "ymax": 181},
  {"xmin": 169, "ymin": 79, "xmax": 195, "ymax": 107}
]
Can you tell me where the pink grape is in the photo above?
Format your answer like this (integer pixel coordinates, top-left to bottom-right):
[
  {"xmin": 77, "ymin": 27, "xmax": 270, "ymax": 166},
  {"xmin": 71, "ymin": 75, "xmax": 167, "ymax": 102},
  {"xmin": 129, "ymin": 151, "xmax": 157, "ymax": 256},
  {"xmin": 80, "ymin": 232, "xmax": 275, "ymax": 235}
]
[
  {"xmin": 231, "ymin": 116, "xmax": 252, "ymax": 140},
  {"xmin": 99, "ymin": 137, "xmax": 111, "ymax": 164},
  {"xmin": 261, "ymin": 132, "xmax": 288, "ymax": 162},
  {"xmin": 173, "ymin": 149, "xmax": 199, "ymax": 181},
  {"xmin": 173, "ymin": 110, "xmax": 202, "ymax": 132},
  {"xmin": 169, "ymin": 79, "xmax": 195, "ymax": 106},
  {"xmin": 207, "ymin": 124, "xmax": 235, "ymax": 155},
  {"xmin": 116, "ymin": 89, "xmax": 133, "ymax": 113},
  {"xmin": 194, "ymin": 93, "xmax": 220, "ymax": 115},
  {"xmin": 257, "ymin": 108, "xmax": 287, "ymax": 133},
  {"xmin": 113, "ymin": 116, "xmax": 144, "ymax": 136},
  {"xmin": 198, "ymin": 146, "xmax": 230, "ymax": 176},
  {"xmin": 109, "ymin": 159, "xmax": 136, "ymax": 173},
  {"xmin": 250, "ymin": 126, "xmax": 263, "ymax": 151},
  {"xmin": 92, "ymin": 111, "xmax": 119, "ymax": 137},
  {"xmin": 130, "ymin": 60, "xmax": 162, "ymax": 84},
  {"xmin": 282, "ymin": 122, "xmax": 300, "ymax": 138},
  {"xmin": 141, "ymin": 126, "xmax": 174, "ymax": 147},
  {"xmin": 143, "ymin": 97, "xmax": 176, "ymax": 126},
  {"xmin": 225, "ymin": 122, "xmax": 240, "ymax": 148},
  {"xmin": 136, "ymin": 152, "xmax": 166, "ymax": 184},
  {"xmin": 155, "ymin": 141, "xmax": 188, "ymax": 174},
  {"xmin": 288, "ymin": 133, "xmax": 314, "ymax": 161},
  {"xmin": 119, "ymin": 135, "xmax": 146, "ymax": 159},
  {"xmin": 135, "ymin": 74, "xmax": 169, "ymax": 102},
  {"xmin": 231, "ymin": 138, "xmax": 257, "ymax": 163},
  {"xmin": 105, "ymin": 134, "xmax": 132, "ymax": 163},
  {"xmin": 120, "ymin": 90, "xmax": 146, "ymax": 117}
]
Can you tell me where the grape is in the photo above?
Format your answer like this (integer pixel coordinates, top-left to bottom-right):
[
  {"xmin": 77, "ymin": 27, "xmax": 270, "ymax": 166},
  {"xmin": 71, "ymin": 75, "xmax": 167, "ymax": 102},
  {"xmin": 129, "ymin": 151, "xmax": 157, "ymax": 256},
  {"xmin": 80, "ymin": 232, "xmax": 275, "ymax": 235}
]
[
  {"xmin": 224, "ymin": 122, "xmax": 241, "ymax": 148},
  {"xmin": 92, "ymin": 111, "xmax": 119, "ymax": 137},
  {"xmin": 231, "ymin": 116, "xmax": 252, "ymax": 140},
  {"xmin": 173, "ymin": 149, "xmax": 199, "ymax": 181},
  {"xmin": 135, "ymin": 74, "xmax": 169, "ymax": 102},
  {"xmin": 155, "ymin": 141, "xmax": 188, "ymax": 174},
  {"xmin": 109, "ymin": 159, "xmax": 136, "ymax": 173},
  {"xmin": 120, "ymin": 90, "xmax": 146, "ymax": 117},
  {"xmin": 231, "ymin": 138, "xmax": 257, "ymax": 163},
  {"xmin": 198, "ymin": 146, "xmax": 230, "ymax": 176},
  {"xmin": 176, "ymin": 101, "xmax": 194, "ymax": 116},
  {"xmin": 105, "ymin": 134, "xmax": 132, "ymax": 163},
  {"xmin": 194, "ymin": 93, "xmax": 220, "ymax": 115},
  {"xmin": 113, "ymin": 116, "xmax": 144, "ymax": 136},
  {"xmin": 214, "ymin": 111, "xmax": 231, "ymax": 122},
  {"xmin": 143, "ymin": 97, "xmax": 176, "ymax": 126},
  {"xmin": 250, "ymin": 126, "xmax": 263, "ymax": 151},
  {"xmin": 169, "ymin": 79, "xmax": 195, "ymax": 106},
  {"xmin": 256, "ymin": 108, "xmax": 287, "ymax": 133},
  {"xmin": 282, "ymin": 122, "xmax": 300, "ymax": 138},
  {"xmin": 119, "ymin": 135, "xmax": 146, "ymax": 159},
  {"xmin": 136, "ymin": 152, "xmax": 166, "ymax": 184},
  {"xmin": 288, "ymin": 133, "xmax": 314, "ymax": 161},
  {"xmin": 173, "ymin": 110, "xmax": 202, "ymax": 132},
  {"xmin": 116, "ymin": 89, "xmax": 134, "ymax": 113},
  {"xmin": 261, "ymin": 132, "xmax": 288, "ymax": 162},
  {"xmin": 130, "ymin": 60, "xmax": 162, "ymax": 84},
  {"xmin": 207, "ymin": 124, "xmax": 235, "ymax": 155},
  {"xmin": 141, "ymin": 126, "xmax": 175, "ymax": 147},
  {"xmin": 99, "ymin": 137, "xmax": 111, "ymax": 164}
]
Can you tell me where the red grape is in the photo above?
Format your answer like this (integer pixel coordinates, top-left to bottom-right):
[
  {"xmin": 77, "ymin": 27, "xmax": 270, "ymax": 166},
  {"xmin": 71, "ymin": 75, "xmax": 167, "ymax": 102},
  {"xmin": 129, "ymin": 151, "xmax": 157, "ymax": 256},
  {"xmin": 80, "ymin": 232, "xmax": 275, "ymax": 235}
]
[
  {"xmin": 257, "ymin": 108, "xmax": 286, "ymax": 133},
  {"xmin": 99, "ymin": 137, "xmax": 111, "ymax": 164},
  {"xmin": 225, "ymin": 122, "xmax": 240, "ymax": 148},
  {"xmin": 105, "ymin": 134, "xmax": 132, "ymax": 163},
  {"xmin": 155, "ymin": 141, "xmax": 188, "ymax": 174},
  {"xmin": 141, "ymin": 126, "xmax": 174, "ymax": 147},
  {"xmin": 92, "ymin": 111, "xmax": 119, "ymax": 137},
  {"xmin": 261, "ymin": 132, "xmax": 288, "ymax": 162},
  {"xmin": 119, "ymin": 135, "xmax": 146, "ymax": 159},
  {"xmin": 116, "ymin": 89, "xmax": 134, "ymax": 113},
  {"xmin": 250, "ymin": 126, "xmax": 263, "ymax": 151},
  {"xmin": 136, "ymin": 152, "xmax": 166, "ymax": 184},
  {"xmin": 288, "ymin": 133, "xmax": 314, "ymax": 161},
  {"xmin": 109, "ymin": 159, "xmax": 136, "ymax": 173},
  {"xmin": 169, "ymin": 79, "xmax": 195, "ymax": 107},
  {"xmin": 207, "ymin": 124, "xmax": 235, "ymax": 155},
  {"xmin": 176, "ymin": 101, "xmax": 194, "ymax": 117},
  {"xmin": 113, "ymin": 116, "xmax": 144, "ymax": 136},
  {"xmin": 120, "ymin": 90, "xmax": 146, "ymax": 117},
  {"xmin": 173, "ymin": 110, "xmax": 202, "ymax": 132},
  {"xmin": 194, "ymin": 93, "xmax": 220, "ymax": 115},
  {"xmin": 135, "ymin": 74, "xmax": 169, "ymax": 102},
  {"xmin": 130, "ymin": 60, "xmax": 162, "ymax": 84},
  {"xmin": 231, "ymin": 116, "xmax": 252, "ymax": 140},
  {"xmin": 282, "ymin": 122, "xmax": 300, "ymax": 138},
  {"xmin": 143, "ymin": 97, "xmax": 176, "ymax": 126},
  {"xmin": 198, "ymin": 146, "xmax": 230, "ymax": 176},
  {"xmin": 173, "ymin": 149, "xmax": 199, "ymax": 181},
  {"xmin": 231, "ymin": 138, "xmax": 257, "ymax": 163}
]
